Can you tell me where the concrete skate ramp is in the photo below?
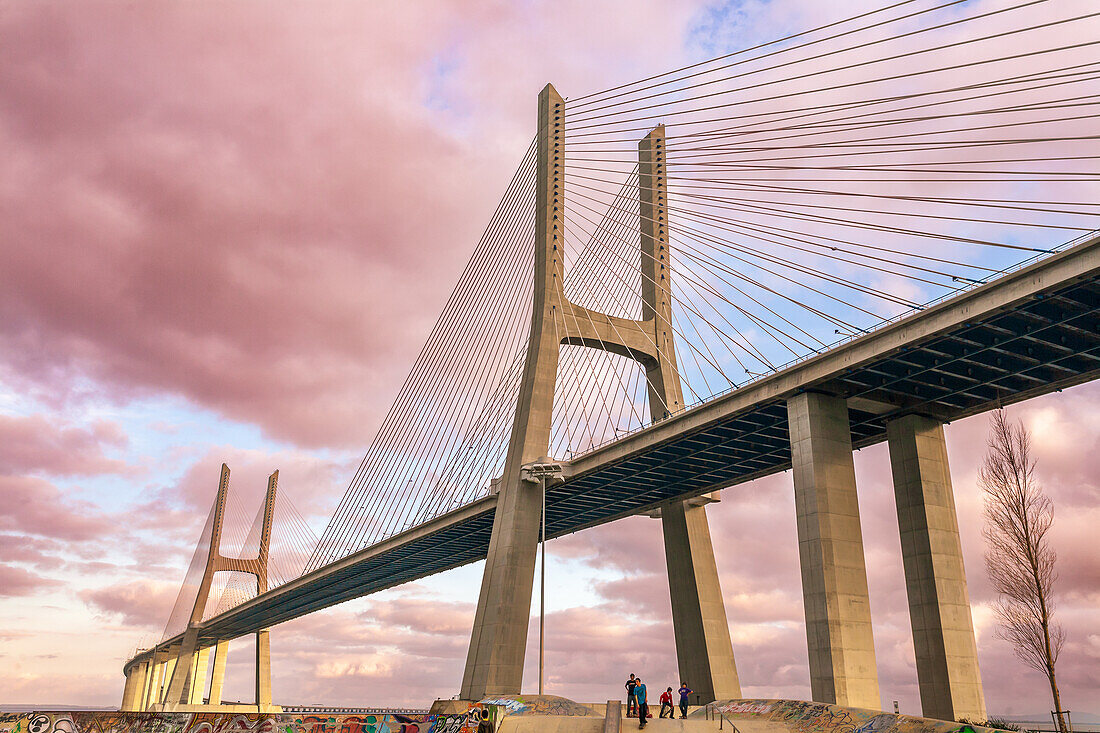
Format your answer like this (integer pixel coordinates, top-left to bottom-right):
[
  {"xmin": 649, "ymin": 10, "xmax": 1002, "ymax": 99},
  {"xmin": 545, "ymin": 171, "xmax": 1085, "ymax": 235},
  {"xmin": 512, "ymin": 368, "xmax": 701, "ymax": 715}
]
[{"xmin": 688, "ymin": 700, "xmax": 996, "ymax": 733}]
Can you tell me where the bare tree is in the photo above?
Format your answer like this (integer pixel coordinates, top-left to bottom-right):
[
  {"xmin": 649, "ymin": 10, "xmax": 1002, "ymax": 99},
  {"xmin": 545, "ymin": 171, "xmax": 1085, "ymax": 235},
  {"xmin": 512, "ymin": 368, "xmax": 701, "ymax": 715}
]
[{"xmin": 979, "ymin": 409, "xmax": 1068, "ymax": 733}]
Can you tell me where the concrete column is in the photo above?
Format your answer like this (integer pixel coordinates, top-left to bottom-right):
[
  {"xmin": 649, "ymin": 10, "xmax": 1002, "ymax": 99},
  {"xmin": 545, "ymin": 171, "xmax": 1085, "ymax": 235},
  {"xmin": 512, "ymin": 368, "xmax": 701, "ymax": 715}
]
[
  {"xmin": 161, "ymin": 645, "xmax": 180, "ymax": 704},
  {"xmin": 461, "ymin": 83, "xmax": 565, "ymax": 700},
  {"xmin": 142, "ymin": 654, "xmax": 160, "ymax": 711},
  {"xmin": 787, "ymin": 392, "xmax": 880, "ymax": 709},
  {"xmin": 124, "ymin": 660, "xmax": 148, "ymax": 711},
  {"xmin": 121, "ymin": 666, "xmax": 139, "ymax": 711},
  {"xmin": 639, "ymin": 125, "xmax": 682, "ymax": 419},
  {"xmin": 887, "ymin": 414, "xmax": 986, "ymax": 721},
  {"xmin": 208, "ymin": 639, "xmax": 229, "ymax": 705},
  {"xmin": 256, "ymin": 630, "xmax": 273, "ymax": 710},
  {"xmin": 153, "ymin": 660, "xmax": 167, "ymax": 706},
  {"xmin": 164, "ymin": 628, "xmax": 200, "ymax": 708},
  {"xmin": 149, "ymin": 646, "xmax": 176, "ymax": 707},
  {"xmin": 134, "ymin": 660, "xmax": 150, "ymax": 710},
  {"xmin": 662, "ymin": 501, "xmax": 741, "ymax": 702},
  {"xmin": 188, "ymin": 647, "xmax": 210, "ymax": 705}
]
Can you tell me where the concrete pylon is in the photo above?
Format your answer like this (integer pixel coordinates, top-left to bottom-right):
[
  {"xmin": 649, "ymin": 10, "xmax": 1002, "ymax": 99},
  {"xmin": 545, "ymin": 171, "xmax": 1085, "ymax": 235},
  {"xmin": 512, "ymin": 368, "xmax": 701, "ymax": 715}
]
[
  {"xmin": 642, "ymin": 126, "xmax": 740, "ymax": 703},
  {"xmin": 787, "ymin": 392, "xmax": 880, "ymax": 709},
  {"xmin": 159, "ymin": 466, "xmax": 278, "ymax": 711},
  {"xmin": 121, "ymin": 659, "xmax": 145, "ymax": 711},
  {"xmin": 188, "ymin": 647, "xmax": 210, "ymax": 705},
  {"xmin": 461, "ymin": 85, "xmax": 739, "ymax": 701},
  {"xmin": 139, "ymin": 649, "xmax": 164, "ymax": 711},
  {"xmin": 208, "ymin": 639, "xmax": 229, "ymax": 705},
  {"xmin": 886, "ymin": 415, "xmax": 986, "ymax": 721}
]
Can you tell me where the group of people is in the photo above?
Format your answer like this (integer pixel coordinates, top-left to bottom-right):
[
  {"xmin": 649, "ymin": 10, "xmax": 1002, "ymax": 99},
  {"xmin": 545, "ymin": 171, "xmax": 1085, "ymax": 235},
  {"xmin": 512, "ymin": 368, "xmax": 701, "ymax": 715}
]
[{"xmin": 624, "ymin": 674, "xmax": 693, "ymax": 728}]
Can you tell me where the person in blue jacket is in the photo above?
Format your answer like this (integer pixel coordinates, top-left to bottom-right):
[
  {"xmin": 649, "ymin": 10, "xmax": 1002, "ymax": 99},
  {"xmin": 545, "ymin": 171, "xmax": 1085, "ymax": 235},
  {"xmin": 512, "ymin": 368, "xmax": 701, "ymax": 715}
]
[{"xmin": 633, "ymin": 677, "xmax": 649, "ymax": 728}]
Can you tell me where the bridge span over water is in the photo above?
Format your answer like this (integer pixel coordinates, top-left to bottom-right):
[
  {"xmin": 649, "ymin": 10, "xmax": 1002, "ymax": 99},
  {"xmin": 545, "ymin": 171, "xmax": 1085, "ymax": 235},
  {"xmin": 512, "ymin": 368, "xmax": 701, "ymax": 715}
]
[{"xmin": 122, "ymin": 3, "xmax": 1100, "ymax": 724}]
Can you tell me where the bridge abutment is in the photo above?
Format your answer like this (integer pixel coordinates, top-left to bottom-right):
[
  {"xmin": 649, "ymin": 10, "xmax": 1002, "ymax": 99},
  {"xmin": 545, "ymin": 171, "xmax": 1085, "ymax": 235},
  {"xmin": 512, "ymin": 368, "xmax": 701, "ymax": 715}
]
[
  {"xmin": 787, "ymin": 392, "xmax": 880, "ymax": 709},
  {"xmin": 886, "ymin": 414, "xmax": 986, "ymax": 722}
]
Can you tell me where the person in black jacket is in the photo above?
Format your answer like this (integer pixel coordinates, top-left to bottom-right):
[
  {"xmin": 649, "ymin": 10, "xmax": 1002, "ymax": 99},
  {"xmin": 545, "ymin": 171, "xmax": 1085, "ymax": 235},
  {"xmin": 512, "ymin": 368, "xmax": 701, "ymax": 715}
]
[
  {"xmin": 625, "ymin": 674, "xmax": 638, "ymax": 716},
  {"xmin": 476, "ymin": 708, "xmax": 494, "ymax": 733}
]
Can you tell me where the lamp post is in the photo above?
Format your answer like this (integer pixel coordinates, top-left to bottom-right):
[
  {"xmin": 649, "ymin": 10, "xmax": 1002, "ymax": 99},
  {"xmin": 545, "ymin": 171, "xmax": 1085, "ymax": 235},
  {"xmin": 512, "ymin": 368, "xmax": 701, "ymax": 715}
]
[
  {"xmin": 540, "ymin": 473, "xmax": 546, "ymax": 695},
  {"xmin": 520, "ymin": 461, "xmax": 565, "ymax": 696}
]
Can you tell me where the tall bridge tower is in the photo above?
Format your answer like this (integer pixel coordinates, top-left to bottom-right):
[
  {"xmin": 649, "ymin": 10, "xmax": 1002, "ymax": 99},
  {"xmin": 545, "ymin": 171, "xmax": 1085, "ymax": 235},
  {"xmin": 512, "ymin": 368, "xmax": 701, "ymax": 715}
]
[
  {"xmin": 120, "ymin": 465, "xmax": 280, "ymax": 713},
  {"xmin": 460, "ymin": 83, "xmax": 741, "ymax": 703}
]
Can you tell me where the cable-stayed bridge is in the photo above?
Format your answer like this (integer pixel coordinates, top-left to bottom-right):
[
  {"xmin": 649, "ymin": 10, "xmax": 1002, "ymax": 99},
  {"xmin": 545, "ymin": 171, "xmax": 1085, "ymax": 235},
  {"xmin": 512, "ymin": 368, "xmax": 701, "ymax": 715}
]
[{"xmin": 122, "ymin": 1, "xmax": 1100, "ymax": 723}]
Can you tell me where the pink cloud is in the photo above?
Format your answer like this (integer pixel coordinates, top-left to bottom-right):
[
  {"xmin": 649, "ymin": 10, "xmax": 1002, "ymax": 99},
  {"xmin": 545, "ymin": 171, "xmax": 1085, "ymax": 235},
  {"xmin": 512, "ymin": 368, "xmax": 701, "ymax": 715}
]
[
  {"xmin": 0, "ymin": 0, "xmax": 708, "ymax": 448},
  {"xmin": 0, "ymin": 475, "xmax": 114, "ymax": 541},
  {"xmin": 80, "ymin": 580, "xmax": 179, "ymax": 628},
  {"xmin": 0, "ymin": 564, "xmax": 60, "ymax": 597},
  {"xmin": 0, "ymin": 533, "xmax": 66, "ymax": 571},
  {"xmin": 0, "ymin": 414, "xmax": 129, "ymax": 476}
]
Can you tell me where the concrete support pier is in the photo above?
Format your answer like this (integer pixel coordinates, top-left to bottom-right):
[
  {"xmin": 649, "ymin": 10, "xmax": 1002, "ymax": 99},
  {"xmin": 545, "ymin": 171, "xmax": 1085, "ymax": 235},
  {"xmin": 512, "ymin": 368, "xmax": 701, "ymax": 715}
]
[
  {"xmin": 256, "ymin": 630, "xmax": 273, "ymax": 711},
  {"xmin": 887, "ymin": 414, "xmax": 986, "ymax": 721},
  {"xmin": 189, "ymin": 647, "xmax": 210, "ymax": 705},
  {"xmin": 787, "ymin": 392, "xmax": 880, "ymax": 709},
  {"xmin": 662, "ymin": 500, "xmax": 741, "ymax": 702},
  {"xmin": 121, "ymin": 660, "xmax": 146, "ymax": 711},
  {"xmin": 209, "ymin": 639, "xmax": 228, "ymax": 705}
]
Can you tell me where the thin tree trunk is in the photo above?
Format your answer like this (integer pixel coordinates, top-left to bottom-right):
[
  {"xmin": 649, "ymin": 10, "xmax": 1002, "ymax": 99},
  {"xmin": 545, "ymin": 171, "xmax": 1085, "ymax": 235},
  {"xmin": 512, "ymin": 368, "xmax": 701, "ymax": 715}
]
[{"xmin": 1041, "ymin": 595, "xmax": 1068, "ymax": 733}]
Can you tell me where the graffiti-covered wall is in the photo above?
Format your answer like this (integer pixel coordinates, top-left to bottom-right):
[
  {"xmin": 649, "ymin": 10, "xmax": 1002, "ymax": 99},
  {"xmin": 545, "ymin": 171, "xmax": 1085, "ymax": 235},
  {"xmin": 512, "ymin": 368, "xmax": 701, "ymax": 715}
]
[
  {"xmin": 0, "ymin": 697, "xmax": 597, "ymax": 733},
  {"xmin": 0, "ymin": 712, "xmax": 441, "ymax": 733}
]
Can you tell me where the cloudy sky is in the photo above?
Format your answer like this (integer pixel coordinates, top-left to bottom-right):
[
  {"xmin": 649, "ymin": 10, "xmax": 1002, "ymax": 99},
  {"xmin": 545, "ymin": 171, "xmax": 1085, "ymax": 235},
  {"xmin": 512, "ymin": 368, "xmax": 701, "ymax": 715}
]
[{"xmin": 1, "ymin": 0, "xmax": 1097, "ymax": 717}]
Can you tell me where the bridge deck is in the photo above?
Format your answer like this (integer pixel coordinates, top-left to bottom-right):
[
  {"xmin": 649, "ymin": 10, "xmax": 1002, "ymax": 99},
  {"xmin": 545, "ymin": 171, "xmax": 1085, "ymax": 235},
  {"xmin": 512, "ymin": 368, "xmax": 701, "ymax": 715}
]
[{"xmin": 127, "ymin": 235, "xmax": 1099, "ymax": 673}]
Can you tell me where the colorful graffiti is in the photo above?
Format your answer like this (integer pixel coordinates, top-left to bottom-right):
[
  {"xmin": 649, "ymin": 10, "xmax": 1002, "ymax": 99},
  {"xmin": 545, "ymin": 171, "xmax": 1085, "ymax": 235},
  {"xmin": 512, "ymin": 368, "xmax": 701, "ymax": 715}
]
[
  {"xmin": 474, "ymin": 697, "xmax": 596, "ymax": 718},
  {"xmin": 0, "ymin": 704, "xmax": 608, "ymax": 733},
  {"xmin": 424, "ymin": 717, "xmax": 466, "ymax": 733},
  {"xmin": 696, "ymin": 700, "xmax": 997, "ymax": 733},
  {"xmin": 0, "ymin": 713, "xmax": 436, "ymax": 733}
]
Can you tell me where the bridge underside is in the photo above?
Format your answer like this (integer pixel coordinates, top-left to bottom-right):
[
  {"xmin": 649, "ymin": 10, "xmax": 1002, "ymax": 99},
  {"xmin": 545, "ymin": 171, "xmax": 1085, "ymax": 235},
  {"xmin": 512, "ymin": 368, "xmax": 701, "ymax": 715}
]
[
  {"xmin": 134, "ymin": 247, "xmax": 1098, "ymax": 669},
  {"xmin": 552, "ymin": 273, "xmax": 1100, "ymax": 536}
]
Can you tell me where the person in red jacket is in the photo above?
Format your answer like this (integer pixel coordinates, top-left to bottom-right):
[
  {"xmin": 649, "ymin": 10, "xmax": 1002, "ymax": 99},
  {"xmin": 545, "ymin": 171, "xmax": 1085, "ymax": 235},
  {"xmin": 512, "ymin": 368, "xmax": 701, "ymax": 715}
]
[{"xmin": 659, "ymin": 687, "xmax": 674, "ymax": 718}]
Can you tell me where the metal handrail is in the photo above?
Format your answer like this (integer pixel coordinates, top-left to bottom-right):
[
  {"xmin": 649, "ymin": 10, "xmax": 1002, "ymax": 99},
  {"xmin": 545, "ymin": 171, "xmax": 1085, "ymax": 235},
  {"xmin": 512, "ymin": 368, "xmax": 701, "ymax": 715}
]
[{"xmin": 703, "ymin": 703, "xmax": 740, "ymax": 733}]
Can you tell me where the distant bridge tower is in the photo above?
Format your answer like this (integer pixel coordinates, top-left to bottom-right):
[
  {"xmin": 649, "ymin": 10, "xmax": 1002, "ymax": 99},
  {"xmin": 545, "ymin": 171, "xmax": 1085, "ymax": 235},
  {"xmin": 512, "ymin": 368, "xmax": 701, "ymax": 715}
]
[
  {"xmin": 460, "ymin": 83, "xmax": 741, "ymax": 702},
  {"xmin": 120, "ymin": 464, "xmax": 279, "ymax": 713}
]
